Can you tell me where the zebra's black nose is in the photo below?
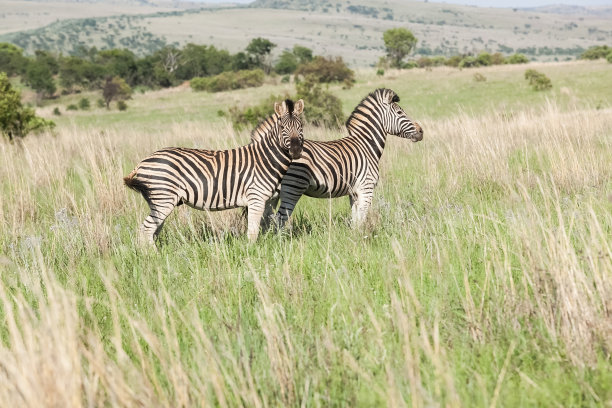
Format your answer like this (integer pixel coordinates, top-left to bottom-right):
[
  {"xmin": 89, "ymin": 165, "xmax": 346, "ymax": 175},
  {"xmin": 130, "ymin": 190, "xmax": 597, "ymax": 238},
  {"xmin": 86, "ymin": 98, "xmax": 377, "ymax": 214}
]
[{"xmin": 289, "ymin": 138, "xmax": 303, "ymax": 159}]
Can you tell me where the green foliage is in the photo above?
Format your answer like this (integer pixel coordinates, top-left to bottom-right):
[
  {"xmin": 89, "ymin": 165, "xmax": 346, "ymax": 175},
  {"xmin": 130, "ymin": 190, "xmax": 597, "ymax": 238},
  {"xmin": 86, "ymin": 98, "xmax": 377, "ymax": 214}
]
[
  {"xmin": 507, "ymin": 53, "xmax": 529, "ymax": 64},
  {"xmin": 52, "ymin": 107, "xmax": 61, "ymax": 116},
  {"xmin": 190, "ymin": 69, "xmax": 265, "ymax": 93},
  {"xmin": 78, "ymin": 98, "xmax": 90, "ymax": 110},
  {"xmin": 445, "ymin": 55, "xmax": 462, "ymax": 67},
  {"xmin": 117, "ymin": 100, "xmax": 128, "ymax": 111},
  {"xmin": 274, "ymin": 50, "xmax": 298, "ymax": 75},
  {"xmin": 458, "ymin": 56, "xmax": 478, "ymax": 68},
  {"xmin": 228, "ymin": 93, "xmax": 285, "ymax": 130},
  {"xmin": 608, "ymin": 52, "xmax": 612, "ymax": 63},
  {"xmin": 376, "ymin": 69, "xmax": 384, "ymax": 76},
  {"xmin": 294, "ymin": 56, "xmax": 354, "ymax": 87},
  {"xmin": 579, "ymin": 45, "xmax": 610, "ymax": 60},
  {"xmin": 476, "ymin": 51, "xmax": 492, "ymax": 66},
  {"xmin": 0, "ymin": 42, "xmax": 28, "ymax": 76},
  {"xmin": 0, "ymin": 72, "xmax": 54, "ymax": 140},
  {"xmin": 383, "ymin": 28, "xmax": 417, "ymax": 68},
  {"xmin": 96, "ymin": 98, "xmax": 105, "ymax": 108},
  {"xmin": 246, "ymin": 37, "xmax": 276, "ymax": 73},
  {"xmin": 66, "ymin": 104, "xmax": 78, "ymax": 111},
  {"xmin": 24, "ymin": 61, "xmax": 56, "ymax": 99},
  {"xmin": 491, "ymin": 52, "xmax": 506, "ymax": 65},
  {"xmin": 102, "ymin": 76, "xmax": 132, "ymax": 108},
  {"xmin": 525, "ymin": 69, "xmax": 552, "ymax": 91},
  {"xmin": 175, "ymin": 44, "xmax": 233, "ymax": 80},
  {"xmin": 59, "ymin": 56, "xmax": 105, "ymax": 91},
  {"xmin": 296, "ymin": 75, "xmax": 343, "ymax": 127}
]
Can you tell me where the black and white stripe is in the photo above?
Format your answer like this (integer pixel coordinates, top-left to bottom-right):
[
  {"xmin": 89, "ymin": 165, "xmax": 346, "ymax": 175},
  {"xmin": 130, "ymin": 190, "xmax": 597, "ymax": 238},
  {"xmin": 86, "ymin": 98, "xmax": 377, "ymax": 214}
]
[
  {"xmin": 252, "ymin": 88, "xmax": 423, "ymax": 229},
  {"xmin": 125, "ymin": 99, "xmax": 304, "ymax": 244}
]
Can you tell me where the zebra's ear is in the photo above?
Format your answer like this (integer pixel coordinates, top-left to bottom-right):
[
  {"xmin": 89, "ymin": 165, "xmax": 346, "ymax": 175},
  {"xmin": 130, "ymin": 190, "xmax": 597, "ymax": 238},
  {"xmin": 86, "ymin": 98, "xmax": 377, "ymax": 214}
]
[
  {"xmin": 293, "ymin": 99, "xmax": 304, "ymax": 115},
  {"xmin": 385, "ymin": 91, "xmax": 400, "ymax": 105},
  {"xmin": 274, "ymin": 101, "xmax": 287, "ymax": 116}
]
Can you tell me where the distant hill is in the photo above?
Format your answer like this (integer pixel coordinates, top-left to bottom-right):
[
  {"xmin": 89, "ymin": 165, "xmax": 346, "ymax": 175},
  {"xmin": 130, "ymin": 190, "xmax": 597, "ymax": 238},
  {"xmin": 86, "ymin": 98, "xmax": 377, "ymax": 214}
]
[{"xmin": 1, "ymin": 0, "xmax": 610, "ymax": 67}]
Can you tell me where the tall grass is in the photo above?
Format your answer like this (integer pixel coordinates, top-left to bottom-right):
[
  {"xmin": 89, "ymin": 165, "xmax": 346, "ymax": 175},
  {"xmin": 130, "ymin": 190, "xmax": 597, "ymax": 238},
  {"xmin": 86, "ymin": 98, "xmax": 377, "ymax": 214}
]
[{"xmin": 1, "ymin": 95, "xmax": 611, "ymax": 405}]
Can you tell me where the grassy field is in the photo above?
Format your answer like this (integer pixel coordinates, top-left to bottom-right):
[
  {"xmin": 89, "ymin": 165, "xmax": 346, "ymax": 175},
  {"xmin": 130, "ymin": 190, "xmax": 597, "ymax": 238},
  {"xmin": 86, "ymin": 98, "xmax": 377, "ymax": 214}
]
[{"xmin": 1, "ymin": 60, "xmax": 612, "ymax": 406}]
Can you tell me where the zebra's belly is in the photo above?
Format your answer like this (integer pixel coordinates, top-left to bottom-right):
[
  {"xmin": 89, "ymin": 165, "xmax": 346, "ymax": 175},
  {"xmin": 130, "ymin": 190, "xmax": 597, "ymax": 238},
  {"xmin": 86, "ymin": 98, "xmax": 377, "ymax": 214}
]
[{"xmin": 303, "ymin": 183, "xmax": 349, "ymax": 199}]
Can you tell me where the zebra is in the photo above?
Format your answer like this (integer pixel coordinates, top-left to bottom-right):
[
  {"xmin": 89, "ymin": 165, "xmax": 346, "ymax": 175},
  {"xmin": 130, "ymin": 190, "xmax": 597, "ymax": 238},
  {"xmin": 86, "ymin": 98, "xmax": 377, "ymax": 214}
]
[
  {"xmin": 124, "ymin": 99, "xmax": 305, "ymax": 244},
  {"xmin": 251, "ymin": 88, "xmax": 422, "ymax": 230}
]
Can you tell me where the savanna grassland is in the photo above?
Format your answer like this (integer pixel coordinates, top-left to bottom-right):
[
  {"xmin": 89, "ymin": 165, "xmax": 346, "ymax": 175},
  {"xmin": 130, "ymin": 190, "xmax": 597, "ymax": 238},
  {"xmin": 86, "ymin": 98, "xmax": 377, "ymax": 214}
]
[{"xmin": 1, "ymin": 60, "xmax": 612, "ymax": 406}]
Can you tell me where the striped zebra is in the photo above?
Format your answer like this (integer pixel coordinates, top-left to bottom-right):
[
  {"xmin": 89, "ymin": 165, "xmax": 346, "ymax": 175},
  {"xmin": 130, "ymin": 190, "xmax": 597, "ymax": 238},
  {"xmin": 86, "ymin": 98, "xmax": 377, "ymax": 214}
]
[
  {"xmin": 124, "ymin": 99, "xmax": 304, "ymax": 244},
  {"xmin": 252, "ymin": 88, "xmax": 422, "ymax": 230}
]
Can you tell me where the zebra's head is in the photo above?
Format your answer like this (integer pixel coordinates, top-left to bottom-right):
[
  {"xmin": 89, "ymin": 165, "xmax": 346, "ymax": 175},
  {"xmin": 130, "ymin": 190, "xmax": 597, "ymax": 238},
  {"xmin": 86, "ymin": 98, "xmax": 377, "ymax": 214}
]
[
  {"xmin": 380, "ymin": 90, "xmax": 423, "ymax": 142},
  {"xmin": 274, "ymin": 99, "xmax": 305, "ymax": 159}
]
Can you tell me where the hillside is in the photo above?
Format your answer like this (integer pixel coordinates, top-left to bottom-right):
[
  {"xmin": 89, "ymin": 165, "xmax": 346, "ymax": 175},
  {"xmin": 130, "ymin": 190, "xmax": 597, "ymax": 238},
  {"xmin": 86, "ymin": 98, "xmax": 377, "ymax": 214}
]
[{"xmin": 0, "ymin": 0, "xmax": 611, "ymax": 66}]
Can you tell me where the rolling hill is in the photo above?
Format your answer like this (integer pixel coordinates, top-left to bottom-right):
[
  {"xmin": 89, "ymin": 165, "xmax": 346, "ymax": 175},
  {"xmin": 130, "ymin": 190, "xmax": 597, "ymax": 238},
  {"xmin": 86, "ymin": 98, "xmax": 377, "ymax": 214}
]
[{"xmin": 1, "ymin": 0, "xmax": 611, "ymax": 67}]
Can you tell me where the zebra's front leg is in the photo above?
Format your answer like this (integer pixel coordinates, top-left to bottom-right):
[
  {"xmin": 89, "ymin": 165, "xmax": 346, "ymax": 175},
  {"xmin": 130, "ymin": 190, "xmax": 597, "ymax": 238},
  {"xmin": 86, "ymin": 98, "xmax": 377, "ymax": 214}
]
[{"xmin": 260, "ymin": 194, "xmax": 279, "ymax": 232}]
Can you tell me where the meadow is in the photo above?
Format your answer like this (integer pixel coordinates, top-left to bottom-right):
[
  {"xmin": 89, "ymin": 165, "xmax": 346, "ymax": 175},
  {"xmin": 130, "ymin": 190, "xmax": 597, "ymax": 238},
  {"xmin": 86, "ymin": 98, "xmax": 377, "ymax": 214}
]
[{"xmin": 1, "ymin": 60, "xmax": 612, "ymax": 406}]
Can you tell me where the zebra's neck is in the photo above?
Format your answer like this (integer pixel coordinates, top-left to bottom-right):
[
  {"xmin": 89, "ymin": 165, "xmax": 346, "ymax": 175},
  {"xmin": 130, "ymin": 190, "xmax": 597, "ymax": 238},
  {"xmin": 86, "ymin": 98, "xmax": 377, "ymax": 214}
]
[
  {"xmin": 250, "ymin": 114, "xmax": 279, "ymax": 144},
  {"xmin": 345, "ymin": 100, "xmax": 387, "ymax": 159},
  {"xmin": 255, "ymin": 122, "xmax": 293, "ymax": 175}
]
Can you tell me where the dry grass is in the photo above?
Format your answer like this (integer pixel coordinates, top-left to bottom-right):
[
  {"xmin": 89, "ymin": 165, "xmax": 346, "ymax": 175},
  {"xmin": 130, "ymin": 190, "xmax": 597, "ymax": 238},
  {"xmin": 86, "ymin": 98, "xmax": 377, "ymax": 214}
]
[{"xmin": 0, "ymin": 97, "xmax": 611, "ymax": 406}]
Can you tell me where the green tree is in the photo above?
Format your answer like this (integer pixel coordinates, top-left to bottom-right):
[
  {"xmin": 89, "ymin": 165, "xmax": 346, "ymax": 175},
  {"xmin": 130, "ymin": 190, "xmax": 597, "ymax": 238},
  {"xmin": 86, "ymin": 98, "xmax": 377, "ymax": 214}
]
[
  {"xmin": 24, "ymin": 62, "xmax": 56, "ymax": 102},
  {"xmin": 246, "ymin": 37, "xmax": 276, "ymax": 74},
  {"xmin": 292, "ymin": 45, "xmax": 314, "ymax": 65},
  {"xmin": 96, "ymin": 49, "xmax": 138, "ymax": 85},
  {"xmin": 295, "ymin": 56, "xmax": 354, "ymax": 87},
  {"xmin": 102, "ymin": 76, "xmax": 132, "ymax": 109},
  {"xmin": 0, "ymin": 72, "xmax": 54, "ymax": 141},
  {"xmin": 275, "ymin": 50, "xmax": 298, "ymax": 74},
  {"xmin": 59, "ymin": 56, "xmax": 105, "ymax": 91},
  {"xmin": 0, "ymin": 43, "xmax": 28, "ymax": 76},
  {"xmin": 383, "ymin": 28, "xmax": 417, "ymax": 68}
]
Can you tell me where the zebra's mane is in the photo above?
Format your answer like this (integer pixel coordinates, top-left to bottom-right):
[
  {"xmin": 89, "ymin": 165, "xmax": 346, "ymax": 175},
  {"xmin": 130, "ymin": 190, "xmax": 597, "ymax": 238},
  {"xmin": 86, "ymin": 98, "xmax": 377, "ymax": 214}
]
[
  {"xmin": 345, "ymin": 88, "xmax": 399, "ymax": 128},
  {"xmin": 250, "ymin": 98, "xmax": 296, "ymax": 143}
]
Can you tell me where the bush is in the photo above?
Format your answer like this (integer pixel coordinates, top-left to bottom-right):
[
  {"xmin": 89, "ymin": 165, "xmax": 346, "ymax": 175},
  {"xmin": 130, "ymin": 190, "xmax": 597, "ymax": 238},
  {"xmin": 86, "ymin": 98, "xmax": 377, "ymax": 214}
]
[
  {"xmin": 491, "ymin": 52, "xmax": 506, "ymax": 65},
  {"xmin": 445, "ymin": 55, "xmax": 462, "ymax": 67},
  {"xmin": 0, "ymin": 72, "xmax": 55, "ymax": 141},
  {"xmin": 294, "ymin": 56, "xmax": 354, "ymax": 87},
  {"xmin": 579, "ymin": 45, "xmax": 610, "ymax": 60},
  {"xmin": 190, "ymin": 69, "xmax": 265, "ymax": 93},
  {"xmin": 458, "ymin": 56, "xmax": 478, "ymax": 68},
  {"xmin": 228, "ymin": 93, "xmax": 286, "ymax": 130},
  {"xmin": 607, "ymin": 52, "xmax": 612, "ymax": 63},
  {"xmin": 376, "ymin": 69, "xmax": 384, "ymax": 76},
  {"xmin": 53, "ymin": 107, "xmax": 61, "ymax": 116},
  {"xmin": 507, "ymin": 53, "xmax": 529, "ymax": 64},
  {"xmin": 525, "ymin": 69, "xmax": 552, "ymax": 91},
  {"xmin": 96, "ymin": 98, "xmax": 105, "ymax": 108},
  {"xmin": 117, "ymin": 100, "xmax": 128, "ymax": 111},
  {"xmin": 296, "ymin": 75, "xmax": 343, "ymax": 128},
  {"xmin": 78, "ymin": 97, "xmax": 90, "ymax": 110},
  {"xmin": 66, "ymin": 104, "xmax": 78, "ymax": 111}
]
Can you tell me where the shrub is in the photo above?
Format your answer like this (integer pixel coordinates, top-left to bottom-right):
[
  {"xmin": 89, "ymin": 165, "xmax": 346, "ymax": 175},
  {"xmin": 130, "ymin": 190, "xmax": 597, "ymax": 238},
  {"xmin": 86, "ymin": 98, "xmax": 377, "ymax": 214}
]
[
  {"xmin": 0, "ymin": 72, "xmax": 55, "ymax": 141},
  {"xmin": 295, "ymin": 56, "xmax": 354, "ymax": 87},
  {"xmin": 491, "ymin": 52, "xmax": 506, "ymax": 65},
  {"xmin": 296, "ymin": 75, "xmax": 343, "ymax": 128},
  {"xmin": 525, "ymin": 69, "xmax": 552, "ymax": 91},
  {"xmin": 376, "ymin": 69, "xmax": 384, "ymax": 76},
  {"xmin": 190, "ymin": 69, "xmax": 265, "ymax": 93},
  {"xmin": 458, "ymin": 56, "xmax": 478, "ymax": 68},
  {"xmin": 117, "ymin": 100, "xmax": 128, "ymax": 111},
  {"xmin": 53, "ymin": 107, "xmax": 61, "ymax": 116},
  {"xmin": 66, "ymin": 104, "xmax": 78, "ymax": 111},
  {"xmin": 228, "ymin": 93, "xmax": 286, "ymax": 130},
  {"xmin": 476, "ymin": 52, "xmax": 492, "ymax": 66},
  {"xmin": 445, "ymin": 55, "xmax": 462, "ymax": 67},
  {"xmin": 607, "ymin": 52, "xmax": 612, "ymax": 63},
  {"xmin": 78, "ymin": 97, "xmax": 90, "ymax": 110},
  {"xmin": 507, "ymin": 53, "xmax": 529, "ymax": 64},
  {"xmin": 579, "ymin": 45, "xmax": 610, "ymax": 60},
  {"xmin": 96, "ymin": 98, "xmax": 105, "ymax": 108}
]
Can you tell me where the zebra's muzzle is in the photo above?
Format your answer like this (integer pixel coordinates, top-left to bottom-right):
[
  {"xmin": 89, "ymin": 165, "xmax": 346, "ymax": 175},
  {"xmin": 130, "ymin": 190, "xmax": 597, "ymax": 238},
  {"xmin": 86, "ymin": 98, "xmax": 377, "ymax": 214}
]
[
  {"xmin": 409, "ymin": 122, "xmax": 424, "ymax": 142},
  {"xmin": 289, "ymin": 137, "xmax": 303, "ymax": 159}
]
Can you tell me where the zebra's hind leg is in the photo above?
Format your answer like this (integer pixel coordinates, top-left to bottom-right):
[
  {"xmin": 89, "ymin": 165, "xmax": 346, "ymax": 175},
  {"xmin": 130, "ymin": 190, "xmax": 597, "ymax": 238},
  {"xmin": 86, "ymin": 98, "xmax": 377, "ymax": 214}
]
[
  {"xmin": 350, "ymin": 187, "xmax": 374, "ymax": 228},
  {"xmin": 139, "ymin": 196, "xmax": 179, "ymax": 246}
]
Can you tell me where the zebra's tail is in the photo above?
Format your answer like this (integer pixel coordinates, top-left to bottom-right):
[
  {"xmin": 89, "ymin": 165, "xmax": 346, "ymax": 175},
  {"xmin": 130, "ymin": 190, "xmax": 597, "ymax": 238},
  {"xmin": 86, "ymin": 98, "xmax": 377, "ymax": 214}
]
[{"xmin": 124, "ymin": 170, "xmax": 150, "ymax": 197}]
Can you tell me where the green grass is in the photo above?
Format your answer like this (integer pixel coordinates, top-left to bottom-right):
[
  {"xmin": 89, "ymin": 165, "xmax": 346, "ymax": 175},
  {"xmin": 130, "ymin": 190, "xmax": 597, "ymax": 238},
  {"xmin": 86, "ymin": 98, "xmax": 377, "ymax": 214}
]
[{"xmin": 1, "ymin": 60, "xmax": 611, "ymax": 407}]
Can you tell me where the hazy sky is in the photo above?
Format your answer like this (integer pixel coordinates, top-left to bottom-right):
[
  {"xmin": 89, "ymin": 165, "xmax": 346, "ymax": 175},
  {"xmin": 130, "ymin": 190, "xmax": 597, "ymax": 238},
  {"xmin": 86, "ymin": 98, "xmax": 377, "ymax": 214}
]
[{"xmin": 202, "ymin": 0, "xmax": 612, "ymax": 5}]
